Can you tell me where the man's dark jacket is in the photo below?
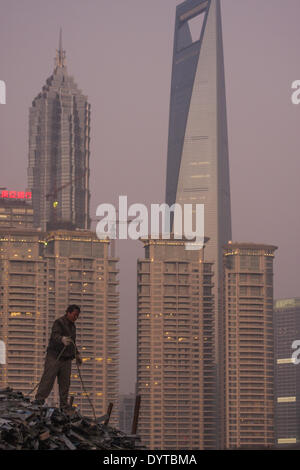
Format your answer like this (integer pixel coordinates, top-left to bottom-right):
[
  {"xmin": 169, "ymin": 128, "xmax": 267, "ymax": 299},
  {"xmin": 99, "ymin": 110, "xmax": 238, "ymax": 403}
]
[{"xmin": 47, "ymin": 314, "xmax": 79, "ymax": 360}]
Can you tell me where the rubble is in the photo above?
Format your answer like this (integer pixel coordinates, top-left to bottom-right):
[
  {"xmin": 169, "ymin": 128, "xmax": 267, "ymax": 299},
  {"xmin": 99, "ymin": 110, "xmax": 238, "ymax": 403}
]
[{"xmin": 0, "ymin": 388, "xmax": 144, "ymax": 450}]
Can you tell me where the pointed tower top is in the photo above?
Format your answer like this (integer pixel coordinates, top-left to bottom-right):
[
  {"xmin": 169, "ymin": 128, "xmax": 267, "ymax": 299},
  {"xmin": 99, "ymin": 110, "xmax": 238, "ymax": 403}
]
[
  {"xmin": 59, "ymin": 27, "xmax": 63, "ymax": 52},
  {"xmin": 55, "ymin": 28, "xmax": 66, "ymax": 69}
]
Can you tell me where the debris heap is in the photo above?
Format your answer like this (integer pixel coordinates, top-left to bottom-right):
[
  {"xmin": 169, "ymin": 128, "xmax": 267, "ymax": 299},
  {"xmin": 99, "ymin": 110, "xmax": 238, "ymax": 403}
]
[{"xmin": 0, "ymin": 388, "xmax": 143, "ymax": 450}]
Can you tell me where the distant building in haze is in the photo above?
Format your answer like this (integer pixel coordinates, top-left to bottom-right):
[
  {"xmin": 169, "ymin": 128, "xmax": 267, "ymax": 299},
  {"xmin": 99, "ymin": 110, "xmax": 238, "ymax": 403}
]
[
  {"xmin": 119, "ymin": 393, "xmax": 135, "ymax": 434},
  {"xmin": 27, "ymin": 31, "xmax": 91, "ymax": 231},
  {"xmin": 274, "ymin": 297, "xmax": 300, "ymax": 447}
]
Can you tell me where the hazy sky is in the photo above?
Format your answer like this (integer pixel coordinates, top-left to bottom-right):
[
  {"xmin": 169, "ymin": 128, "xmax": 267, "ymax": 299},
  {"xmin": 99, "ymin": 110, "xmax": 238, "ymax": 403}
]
[{"xmin": 0, "ymin": 0, "xmax": 300, "ymax": 393}]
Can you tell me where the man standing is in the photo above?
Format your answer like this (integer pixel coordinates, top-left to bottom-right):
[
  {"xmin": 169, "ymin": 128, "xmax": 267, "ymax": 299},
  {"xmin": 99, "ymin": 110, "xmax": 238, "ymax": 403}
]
[{"xmin": 35, "ymin": 305, "xmax": 82, "ymax": 409}]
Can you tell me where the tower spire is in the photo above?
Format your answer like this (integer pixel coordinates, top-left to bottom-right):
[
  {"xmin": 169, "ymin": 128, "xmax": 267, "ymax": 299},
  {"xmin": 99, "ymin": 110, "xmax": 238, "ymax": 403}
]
[
  {"xmin": 59, "ymin": 27, "xmax": 63, "ymax": 55},
  {"xmin": 55, "ymin": 28, "xmax": 66, "ymax": 68}
]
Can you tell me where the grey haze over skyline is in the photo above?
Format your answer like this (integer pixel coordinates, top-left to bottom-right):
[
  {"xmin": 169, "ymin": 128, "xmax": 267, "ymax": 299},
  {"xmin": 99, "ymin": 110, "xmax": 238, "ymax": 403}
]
[{"xmin": 0, "ymin": 0, "xmax": 300, "ymax": 393}]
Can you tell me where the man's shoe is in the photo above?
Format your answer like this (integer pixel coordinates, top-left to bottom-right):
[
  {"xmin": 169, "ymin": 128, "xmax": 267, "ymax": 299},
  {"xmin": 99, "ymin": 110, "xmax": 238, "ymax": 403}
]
[
  {"xmin": 60, "ymin": 404, "xmax": 75, "ymax": 415},
  {"xmin": 32, "ymin": 399, "xmax": 45, "ymax": 406}
]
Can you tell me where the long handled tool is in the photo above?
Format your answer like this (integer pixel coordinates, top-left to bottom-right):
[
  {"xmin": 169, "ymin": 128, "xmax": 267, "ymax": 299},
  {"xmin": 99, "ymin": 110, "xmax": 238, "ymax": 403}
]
[{"xmin": 26, "ymin": 340, "xmax": 99, "ymax": 423}]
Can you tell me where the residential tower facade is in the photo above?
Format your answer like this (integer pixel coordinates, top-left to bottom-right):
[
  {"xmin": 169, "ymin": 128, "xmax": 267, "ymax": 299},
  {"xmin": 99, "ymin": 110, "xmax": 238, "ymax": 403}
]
[
  {"xmin": 137, "ymin": 237, "xmax": 214, "ymax": 449},
  {"xmin": 223, "ymin": 242, "xmax": 277, "ymax": 449},
  {"xmin": 0, "ymin": 228, "xmax": 119, "ymax": 424}
]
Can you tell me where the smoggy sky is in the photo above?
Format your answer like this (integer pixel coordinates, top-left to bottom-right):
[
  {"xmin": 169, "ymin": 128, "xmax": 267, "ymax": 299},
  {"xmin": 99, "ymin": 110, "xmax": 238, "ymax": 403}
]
[{"xmin": 0, "ymin": 0, "xmax": 300, "ymax": 393}]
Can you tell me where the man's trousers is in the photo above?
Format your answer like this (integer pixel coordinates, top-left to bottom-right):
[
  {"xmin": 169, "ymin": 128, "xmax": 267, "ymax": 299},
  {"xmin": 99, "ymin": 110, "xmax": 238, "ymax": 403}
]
[{"xmin": 35, "ymin": 352, "xmax": 72, "ymax": 408}]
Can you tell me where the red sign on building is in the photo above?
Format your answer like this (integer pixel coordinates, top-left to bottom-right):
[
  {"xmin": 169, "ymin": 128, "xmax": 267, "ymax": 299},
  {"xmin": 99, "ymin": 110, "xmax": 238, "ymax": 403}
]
[{"xmin": 0, "ymin": 190, "xmax": 32, "ymax": 200}]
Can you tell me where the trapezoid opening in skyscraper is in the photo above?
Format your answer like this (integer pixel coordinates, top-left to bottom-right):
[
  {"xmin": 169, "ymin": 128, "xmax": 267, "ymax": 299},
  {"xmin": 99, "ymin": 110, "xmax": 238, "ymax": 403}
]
[{"xmin": 166, "ymin": 0, "xmax": 231, "ymax": 261}]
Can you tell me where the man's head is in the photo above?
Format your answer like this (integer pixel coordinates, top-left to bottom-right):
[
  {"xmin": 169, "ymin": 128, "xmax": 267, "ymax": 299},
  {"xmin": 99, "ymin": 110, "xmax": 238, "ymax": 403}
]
[{"xmin": 66, "ymin": 304, "xmax": 80, "ymax": 323}]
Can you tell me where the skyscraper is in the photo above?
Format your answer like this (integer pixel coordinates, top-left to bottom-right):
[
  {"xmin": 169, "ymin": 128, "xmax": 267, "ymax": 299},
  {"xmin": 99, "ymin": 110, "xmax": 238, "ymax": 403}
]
[
  {"xmin": 137, "ymin": 237, "xmax": 214, "ymax": 449},
  {"xmin": 223, "ymin": 242, "xmax": 277, "ymax": 449},
  {"xmin": 0, "ymin": 228, "xmax": 119, "ymax": 423},
  {"xmin": 274, "ymin": 298, "xmax": 300, "ymax": 447},
  {"xmin": 0, "ymin": 228, "xmax": 47, "ymax": 396},
  {"xmin": 165, "ymin": 0, "xmax": 231, "ymax": 444},
  {"xmin": 28, "ymin": 31, "xmax": 91, "ymax": 231},
  {"xmin": 42, "ymin": 230, "xmax": 119, "ymax": 423}
]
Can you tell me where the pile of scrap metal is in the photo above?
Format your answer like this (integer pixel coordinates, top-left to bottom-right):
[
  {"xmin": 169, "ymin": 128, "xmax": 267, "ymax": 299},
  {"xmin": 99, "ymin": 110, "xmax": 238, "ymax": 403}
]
[{"xmin": 0, "ymin": 388, "xmax": 144, "ymax": 450}]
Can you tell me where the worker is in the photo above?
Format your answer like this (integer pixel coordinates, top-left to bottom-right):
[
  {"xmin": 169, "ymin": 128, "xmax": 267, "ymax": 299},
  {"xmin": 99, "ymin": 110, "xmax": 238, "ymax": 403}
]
[{"xmin": 34, "ymin": 305, "xmax": 83, "ymax": 409}]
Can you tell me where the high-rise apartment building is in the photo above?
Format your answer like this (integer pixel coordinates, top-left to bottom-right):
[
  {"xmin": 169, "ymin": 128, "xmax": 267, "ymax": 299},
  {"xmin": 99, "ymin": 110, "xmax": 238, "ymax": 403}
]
[
  {"xmin": 28, "ymin": 31, "xmax": 91, "ymax": 231},
  {"xmin": 137, "ymin": 237, "xmax": 214, "ymax": 450},
  {"xmin": 0, "ymin": 228, "xmax": 47, "ymax": 395},
  {"xmin": 42, "ymin": 230, "xmax": 119, "ymax": 424},
  {"xmin": 165, "ymin": 0, "xmax": 232, "ymax": 443},
  {"xmin": 223, "ymin": 242, "xmax": 277, "ymax": 449},
  {"xmin": 274, "ymin": 297, "xmax": 300, "ymax": 447},
  {"xmin": 0, "ymin": 228, "xmax": 119, "ymax": 424}
]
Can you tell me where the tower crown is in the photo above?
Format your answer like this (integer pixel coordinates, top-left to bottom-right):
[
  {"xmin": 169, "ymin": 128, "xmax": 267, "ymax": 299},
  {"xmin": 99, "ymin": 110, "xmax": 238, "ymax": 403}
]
[{"xmin": 28, "ymin": 29, "xmax": 91, "ymax": 231}]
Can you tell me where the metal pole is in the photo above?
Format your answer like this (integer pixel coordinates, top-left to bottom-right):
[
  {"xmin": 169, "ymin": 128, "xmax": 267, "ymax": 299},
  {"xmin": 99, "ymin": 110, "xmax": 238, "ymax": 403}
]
[
  {"xmin": 131, "ymin": 395, "xmax": 141, "ymax": 435},
  {"xmin": 104, "ymin": 402, "xmax": 114, "ymax": 425}
]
